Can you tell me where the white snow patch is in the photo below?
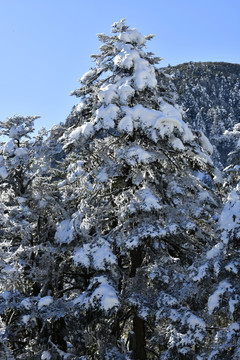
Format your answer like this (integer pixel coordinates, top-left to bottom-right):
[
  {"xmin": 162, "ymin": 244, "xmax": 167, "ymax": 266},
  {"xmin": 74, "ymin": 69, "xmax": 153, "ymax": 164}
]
[
  {"xmin": 74, "ymin": 100, "xmax": 85, "ymax": 113},
  {"xmin": 225, "ymin": 262, "xmax": 238, "ymax": 274},
  {"xmin": 187, "ymin": 314, "xmax": 206, "ymax": 329},
  {"xmin": 3, "ymin": 140, "xmax": 15, "ymax": 155},
  {"xmin": 98, "ymin": 84, "xmax": 118, "ymax": 104},
  {"xmin": 69, "ymin": 127, "xmax": 82, "ymax": 140},
  {"xmin": 125, "ymin": 235, "xmax": 139, "ymax": 249},
  {"xmin": 229, "ymin": 322, "xmax": 240, "ymax": 332},
  {"xmin": 160, "ymin": 103, "xmax": 194, "ymax": 142},
  {"xmin": 199, "ymin": 131, "xmax": 213, "ymax": 155},
  {"xmin": 73, "ymin": 238, "xmax": 116, "ymax": 270},
  {"xmin": 55, "ymin": 219, "xmax": 75, "ymax": 244},
  {"xmin": 0, "ymin": 166, "xmax": 8, "ymax": 180},
  {"xmin": 118, "ymin": 114, "xmax": 133, "ymax": 134},
  {"xmin": 98, "ymin": 78, "xmax": 135, "ymax": 106},
  {"xmin": 97, "ymin": 167, "xmax": 108, "ymax": 183},
  {"xmin": 9, "ymin": 126, "xmax": 19, "ymax": 139},
  {"xmin": 125, "ymin": 145, "xmax": 154, "ymax": 165},
  {"xmin": 219, "ymin": 186, "xmax": 240, "ymax": 243},
  {"xmin": 67, "ymin": 161, "xmax": 84, "ymax": 183},
  {"xmin": 208, "ymin": 280, "xmax": 232, "ymax": 314},
  {"xmin": 1, "ymin": 265, "xmax": 16, "ymax": 274},
  {"xmin": 113, "ymin": 43, "xmax": 157, "ymax": 90},
  {"xmin": 138, "ymin": 186, "xmax": 161, "ymax": 211},
  {"xmin": 73, "ymin": 246, "xmax": 90, "ymax": 268},
  {"xmin": 170, "ymin": 136, "xmax": 184, "ymax": 150},
  {"xmin": 213, "ymin": 168, "xmax": 223, "ymax": 184},
  {"xmin": 15, "ymin": 147, "xmax": 28, "ymax": 157},
  {"xmin": 121, "ymin": 103, "xmax": 194, "ymax": 144},
  {"xmin": 38, "ymin": 296, "xmax": 53, "ymax": 310},
  {"xmin": 229, "ymin": 296, "xmax": 239, "ymax": 315},
  {"xmin": 41, "ymin": 350, "xmax": 51, "ymax": 360},
  {"xmin": 213, "ymin": 260, "xmax": 221, "ymax": 276},
  {"xmin": 18, "ymin": 197, "xmax": 26, "ymax": 204},
  {"xmin": 20, "ymin": 298, "xmax": 32, "ymax": 310},
  {"xmin": 74, "ymin": 276, "xmax": 119, "ymax": 311},
  {"xmin": 169, "ymin": 309, "xmax": 181, "ymax": 322},
  {"xmin": 80, "ymin": 68, "xmax": 97, "ymax": 84},
  {"xmin": 69, "ymin": 122, "xmax": 94, "ymax": 140},
  {"xmin": 206, "ymin": 242, "xmax": 224, "ymax": 259},
  {"xmin": 192, "ymin": 263, "xmax": 208, "ymax": 282},
  {"xmin": 22, "ymin": 315, "xmax": 31, "ymax": 324},
  {"xmin": 90, "ymin": 277, "xmax": 119, "ymax": 310},
  {"xmin": 118, "ymin": 29, "xmax": 146, "ymax": 46},
  {"xmin": 114, "ymin": 44, "xmax": 139, "ymax": 70},
  {"xmin": 118, "ymin": 82, "xmax": 135, "ymax": 104},
  {"xmin": 0, "ymin": 291, "xmax": 11, "ymax": 300},
  {"xmin": 133, "ymin": 57, "xmax": 157, "ymax": 90},
  {"xmin": 95, "ymin": 104, "xmax": 119, "ymax": 130},
  {"xmin": 93, "ymin": 241, "xmax": 116, "ymax": 269}
]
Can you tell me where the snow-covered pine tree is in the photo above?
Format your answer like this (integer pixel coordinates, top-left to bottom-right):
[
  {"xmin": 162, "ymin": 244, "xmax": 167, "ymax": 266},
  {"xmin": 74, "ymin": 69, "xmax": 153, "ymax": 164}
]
[
  {"xmin": 0, "ymin": 117, "xmax": 67, "ymax": 358},
  {"xmin": 186, "ymin": 128, "xmax": 240, "ymax": 359},
  {"xmin": 53, "ymin": 20, "xmax": 221, "ymax": 359}
]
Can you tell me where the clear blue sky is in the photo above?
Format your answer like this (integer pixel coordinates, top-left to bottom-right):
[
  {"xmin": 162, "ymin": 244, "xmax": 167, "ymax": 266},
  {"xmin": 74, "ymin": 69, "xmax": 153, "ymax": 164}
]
[{"xmin": 0, "ymin": 0, "xmax": 239, "ymax": 132}]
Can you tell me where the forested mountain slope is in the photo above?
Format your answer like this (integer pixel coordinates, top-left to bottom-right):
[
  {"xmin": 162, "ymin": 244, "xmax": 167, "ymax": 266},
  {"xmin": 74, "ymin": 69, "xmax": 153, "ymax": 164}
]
[{"xmin": 164, "ymin": 62, "xmax": 240, "ymax": 167}]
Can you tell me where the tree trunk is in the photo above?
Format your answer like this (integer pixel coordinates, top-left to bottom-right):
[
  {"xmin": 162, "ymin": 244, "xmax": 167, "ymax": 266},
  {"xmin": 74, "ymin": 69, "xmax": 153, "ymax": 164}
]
[
  {"xmin": 131, "ymin": 314, "xmax": 146, "ymax": 360},
  {"xmin": 129, "ymin": 246, "xmax": 143, "ymax": 278}
]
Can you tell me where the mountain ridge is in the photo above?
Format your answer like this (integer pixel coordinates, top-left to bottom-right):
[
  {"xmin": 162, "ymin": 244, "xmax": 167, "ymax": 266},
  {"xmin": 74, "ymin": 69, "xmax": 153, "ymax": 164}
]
[{"xmin": 163, "ymin": 61, "xmax": 240, "ymax": 167}]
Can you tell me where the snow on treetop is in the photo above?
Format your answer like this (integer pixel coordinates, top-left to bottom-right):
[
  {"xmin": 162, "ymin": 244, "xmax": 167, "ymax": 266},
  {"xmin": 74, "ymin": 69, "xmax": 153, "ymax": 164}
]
[
  {"xmin": 74, "ymin": 20, "xmax": 158, "ymax": 98},
  {"xmin": 69, "ymin": 20, "xmax": 212, "ymax": 156},
  {"xmin": 113, "ymin": 43, "xmax": 157, "ymax": 90},
  {"xmin": 118, "ymin": 28, "xmax": 146, "ymax": 46},
  {"xmin": 111, "ymin": 19, "xmax": 149, "ymax": 46},
  {"xmin": 111, "ymin": 18, "xmax": 129, "ymax": 33}
]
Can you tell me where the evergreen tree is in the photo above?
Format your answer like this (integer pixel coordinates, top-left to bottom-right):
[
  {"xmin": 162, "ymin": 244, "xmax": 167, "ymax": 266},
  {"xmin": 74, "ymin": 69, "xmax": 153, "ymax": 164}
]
[
  {"xmin": 0, "ymin": 117, "xmax": 66, "ymax": 359},
  {"xmin": 183, "ymin": 122, "xmax": 240, "ymax": 359},
  {"xmin": 54, "ymin": 20, "xmax": 221, "ymax": 359}
]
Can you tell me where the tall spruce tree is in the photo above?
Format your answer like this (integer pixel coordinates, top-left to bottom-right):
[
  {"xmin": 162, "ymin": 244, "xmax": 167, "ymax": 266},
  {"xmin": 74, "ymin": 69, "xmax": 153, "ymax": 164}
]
[{"xmin": 53, "ymin": 20, "xmax": 221, "ymax": 359}]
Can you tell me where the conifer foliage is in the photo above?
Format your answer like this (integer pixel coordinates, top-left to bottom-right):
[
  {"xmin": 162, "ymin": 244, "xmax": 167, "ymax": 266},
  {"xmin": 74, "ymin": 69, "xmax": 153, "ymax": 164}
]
[
  {"xmin": 55, "ymin": 19, "xmax": 220, "ymax": 359},
  {"xmin": 0, "ymin": 19, "xmax": 239, "ymax": 360}
]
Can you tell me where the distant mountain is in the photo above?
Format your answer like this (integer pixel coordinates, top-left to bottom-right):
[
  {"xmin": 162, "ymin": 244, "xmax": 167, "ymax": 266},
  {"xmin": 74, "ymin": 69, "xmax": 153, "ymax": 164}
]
[{"xmin": 163, "ymin": 62, "xmax": 240, "ymax": 167}]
